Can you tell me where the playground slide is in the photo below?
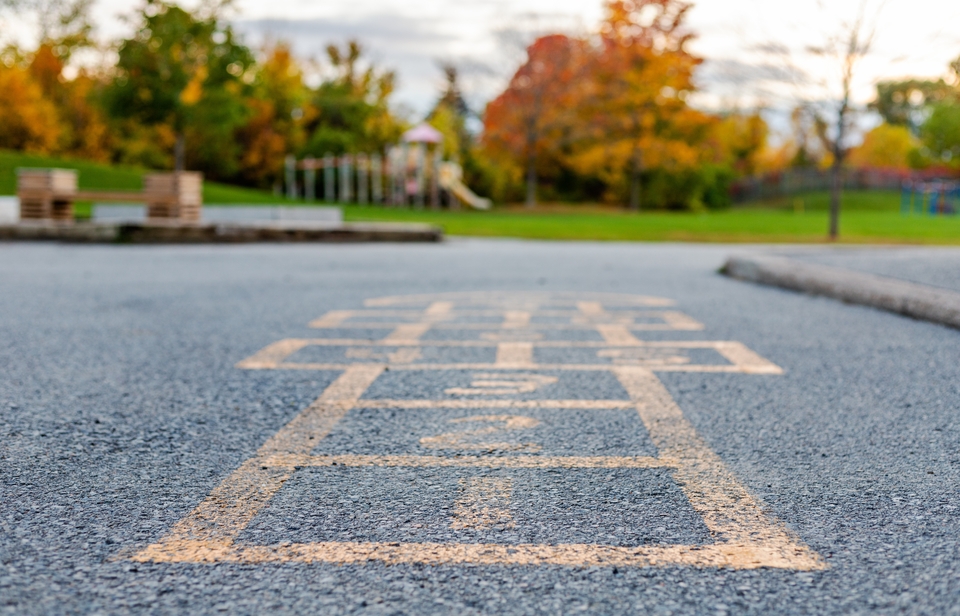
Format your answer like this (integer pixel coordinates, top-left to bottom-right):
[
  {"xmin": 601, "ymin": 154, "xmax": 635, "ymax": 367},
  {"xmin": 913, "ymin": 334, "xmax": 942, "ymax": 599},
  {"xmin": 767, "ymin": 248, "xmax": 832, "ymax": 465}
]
[{"xmin": 438, "ymin": 162, "xmax": 492, "ymax": 210}]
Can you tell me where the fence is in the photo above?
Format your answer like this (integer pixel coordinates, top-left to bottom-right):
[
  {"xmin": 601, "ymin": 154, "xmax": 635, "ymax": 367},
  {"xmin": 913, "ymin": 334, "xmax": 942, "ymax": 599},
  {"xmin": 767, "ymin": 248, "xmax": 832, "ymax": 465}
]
[
  {"xmin": 730, "ymin": 168, "xmax": 957, "ymax": 205},
  {"xmin": 284, "ymin": 146, "xmax": 453, "ymax": 209}
]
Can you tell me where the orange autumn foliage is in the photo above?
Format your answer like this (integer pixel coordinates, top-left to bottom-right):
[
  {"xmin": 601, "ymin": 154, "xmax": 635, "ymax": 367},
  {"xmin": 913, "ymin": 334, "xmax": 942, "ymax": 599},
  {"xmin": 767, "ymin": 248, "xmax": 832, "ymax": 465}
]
[
  {"xmin": 482, "ymin": 0, "xmax": 742, "ymax": 208},
  {"xmin": 572, "ymin": 0, "xmax": 704, "ymax": 207},
  {"xmin": 483, "ymin": 35, "xmax": 586, "ymax": 203}
]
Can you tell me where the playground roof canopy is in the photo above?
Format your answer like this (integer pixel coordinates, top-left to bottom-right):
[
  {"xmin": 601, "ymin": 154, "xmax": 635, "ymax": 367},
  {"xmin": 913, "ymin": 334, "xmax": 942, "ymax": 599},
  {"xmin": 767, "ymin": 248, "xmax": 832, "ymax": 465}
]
[{"xmin": 402, "ymin": 123, "xmax": 443, "ymax": 144}]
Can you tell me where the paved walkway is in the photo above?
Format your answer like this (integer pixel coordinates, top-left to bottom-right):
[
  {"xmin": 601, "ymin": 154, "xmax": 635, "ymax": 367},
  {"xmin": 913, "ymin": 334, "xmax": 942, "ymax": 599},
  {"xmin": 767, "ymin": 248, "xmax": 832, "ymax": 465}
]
[{"xmin": 1, "ymin": 240, "xmax": 958, "ymax": 614}]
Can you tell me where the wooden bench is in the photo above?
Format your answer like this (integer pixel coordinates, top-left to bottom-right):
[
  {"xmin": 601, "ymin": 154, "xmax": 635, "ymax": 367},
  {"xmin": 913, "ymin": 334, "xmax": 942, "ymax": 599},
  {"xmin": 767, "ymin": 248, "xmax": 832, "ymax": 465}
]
[{"xmin": 17, "ymin": 169, "xmax": 203, "ymax": 223}]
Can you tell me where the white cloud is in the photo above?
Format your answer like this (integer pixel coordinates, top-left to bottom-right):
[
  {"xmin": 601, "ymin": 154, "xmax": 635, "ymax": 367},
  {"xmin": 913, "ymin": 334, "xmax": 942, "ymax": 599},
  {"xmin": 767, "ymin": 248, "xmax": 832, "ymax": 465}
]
[{"xmin": 7, "ymin": 0, "xmax": 959, "ymax": 120}]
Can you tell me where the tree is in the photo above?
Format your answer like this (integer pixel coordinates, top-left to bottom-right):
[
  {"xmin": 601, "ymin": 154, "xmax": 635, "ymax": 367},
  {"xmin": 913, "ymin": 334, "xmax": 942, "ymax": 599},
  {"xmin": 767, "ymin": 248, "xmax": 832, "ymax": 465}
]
[
  {"xmin": 784, "ymin": 104, "xmax": 827, "ymax": 168},
  {"xmin": 708, "ymin": 112, "xmax": 769, "ymax": 176},
  {"xmin": 427, "ymin": 64, "xmax": 471, "ymax": 165},
  {"xmin": 920, "ymin": 103, "xmax": 960, "ymax": 167},
  {"xmin": 801, "ymin": 0, "xmax": 882, "ymax": 239},
  {"xmin": 0, "ymin": 0, "xmax": 108, "ymax": 159},
  {"xmin": 483, "ymin": 35, "xmax": 583, "ymax": 207},
  {"xmin": 871, "ymin": 79, "xmax": 955, "ymax": 134},
  {"xmin": 303, "ymin": 40, "xmax": 401, "ymax": 156},
  {"xmin": 106, "ymin": 1, "xmax": 254, "ymax": 172},
  {"xmin": 573, "ymin": 0, "xmax": 702, "ymax": 209},
  {"xmin": 848, "ymin": 123, "xmax": 918, "ymax": 169},
  {"xmin": 235, "ymin": 43, "xmax": 309, "ymax": 188},
  {"xmin": 0, "ymin": 61, "xmax": 61, "ymax": 152},
  {"xmin": 872, "ymin": 56, "xmax": 960, "ymax": 132}
]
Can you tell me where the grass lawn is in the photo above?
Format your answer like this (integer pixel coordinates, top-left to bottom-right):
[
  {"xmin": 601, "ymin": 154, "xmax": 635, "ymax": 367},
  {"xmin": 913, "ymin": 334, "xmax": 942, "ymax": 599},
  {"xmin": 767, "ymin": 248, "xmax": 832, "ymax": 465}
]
[
  {"xmin": 4, "ymin": 149, "xmax": 959, "ymax": 243},
  {"xmin": 340, "ymin": 192, "xmax": 960, "ymax": 244}
]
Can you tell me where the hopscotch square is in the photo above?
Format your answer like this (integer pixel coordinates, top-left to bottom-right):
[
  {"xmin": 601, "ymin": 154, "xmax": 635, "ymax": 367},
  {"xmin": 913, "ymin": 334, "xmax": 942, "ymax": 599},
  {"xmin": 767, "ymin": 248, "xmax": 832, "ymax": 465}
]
[
  {"xmin": 419, "ymin": 328, "xmax": 606, "ymax": 342},
  {"xmin": 312, "ymin": 405, "xmax": 659, "ymax": 457},
  {"xmin": 359, "ymin": 370, "xmax": 631, "ymax": 401},
  {"xmin": 235, "ymin": 340, "xmax": 782, "ymax": 374},
  {"xmin": 533, "ymin": 345, "xmax": 730, "ymax": 367},
  {"xmin": 304, "ymin": 328, "xmax": 396, "ymax": 341},
  {"xmin": 235, "ymin": 467, "xmax": 711, "ymax": 547},
  {"xmin": 284, "ymin": 344, "xmax": 498, "ymax": 366}
]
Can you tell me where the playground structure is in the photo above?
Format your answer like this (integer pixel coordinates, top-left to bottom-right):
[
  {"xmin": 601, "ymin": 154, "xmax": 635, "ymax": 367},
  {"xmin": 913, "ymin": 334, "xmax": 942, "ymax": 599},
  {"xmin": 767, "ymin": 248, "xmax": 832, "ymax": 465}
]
[
  {"xmin": 901, "ymin": 179, "xmax": 960, "ymax": 216},
  {"xmin": 16, "ymin": 168, "xmax": 203, "ymax": 222},
  {"xmin": 283, "ymin": 123, "xmax": 491, "ymax": 210}
]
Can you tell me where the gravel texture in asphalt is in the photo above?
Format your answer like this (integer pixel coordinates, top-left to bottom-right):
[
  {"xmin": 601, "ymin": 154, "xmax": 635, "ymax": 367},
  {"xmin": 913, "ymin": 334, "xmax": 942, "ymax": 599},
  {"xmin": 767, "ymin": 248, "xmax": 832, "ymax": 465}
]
[{"xmin": 1, "ymin": 239, "xmax": 959, "ymax": 614}]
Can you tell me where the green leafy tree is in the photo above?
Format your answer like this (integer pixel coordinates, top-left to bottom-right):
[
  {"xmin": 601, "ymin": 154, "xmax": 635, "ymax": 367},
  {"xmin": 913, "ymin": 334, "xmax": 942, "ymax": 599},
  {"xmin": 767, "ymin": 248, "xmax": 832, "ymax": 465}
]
[
  {"xmin": 303, "ymin": 40, "xmax": 402, "ymax": 156},
  {"xmin": 234, "ymin": 43, "xmax": 310, "ymax": 188},
  {"xmin": 106, "ymin": 0, "xmax": 254, "ymax": 173},
  {"xmin": 921, "ymin": 102, "xmax": 960, "ymax": 166},
  {"xmin": 871, "ymin": 80, "xmax": 956, "ymax": 134}
]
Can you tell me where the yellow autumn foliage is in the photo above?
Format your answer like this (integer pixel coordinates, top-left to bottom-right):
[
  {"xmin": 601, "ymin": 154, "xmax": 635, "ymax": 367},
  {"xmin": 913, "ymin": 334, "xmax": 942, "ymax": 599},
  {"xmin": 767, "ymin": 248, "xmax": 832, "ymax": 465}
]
[{"xmin": 0, "ymin": 64, "xmax": 61, "ymax": 153}]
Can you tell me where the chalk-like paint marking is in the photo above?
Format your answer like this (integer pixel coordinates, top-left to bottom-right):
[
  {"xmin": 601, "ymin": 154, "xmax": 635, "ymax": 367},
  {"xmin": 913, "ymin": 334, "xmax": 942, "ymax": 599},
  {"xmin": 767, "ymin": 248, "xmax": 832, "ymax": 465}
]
[
  {"xmin": 354, "ymin": 399, "xmax": 634, "ymax": 409},
  {"xmin": 265, "ymin": 362, "xmax": 775, "ymax": 374},
  {"xmin": 307, "ymin": 310, "xmax": 354, "ymax": 328},
  {"xmin": 132, "ymin": 365, "xmax": 382, "ymax": 550},
  {"xmin": 345, "ymin": 348, "xmax": 422, "ymax": 364},
  {"xmin": 597, "ymin": 348, "xmax": 691, "ymax": 366},
  {"xmin": 451, "ymin": 478, "xmax": 515, "ymax": 529},
  {"xmin": 419, "ymin": 415, "xmax": 542, "ymax": 453},
  {"xmin": 382, "ymin": 323, "xmax": 433, "ymax": 344},
  {"xmin": 495, "ymin": 342, "xmax": 534, "ymax": 367},
  {"xmin": 328, "ymin": 322, "xmax": 698, "ymax": 331},
  {"xmin": 444, "ymin": 373, "xmax": 557, "ymax": 396},
  {"xmin": 481, "ymin": 331, "xmax": 544, "ymax": 341},
  {"xmin": 425, "ymin": 301, "xmax": 455, "ymax": 317},
  {"xmin": 239, "ymin": 338, "xmax": 782, "ymax": 351},
  {"xmin": 258, "ymin": 453, "xmax": 669, "ymax": 470},
  {"xmin": 661, "ymin": 311, "xmax": 705, "ymax": 331},
  {"xmin": 131, "ymin": 539, "xmax": 822, "ymax": 569},
  {"xmin": 234, "ymin": 338, "xmax": 783, "ymax": 374},
  {"xmin": 234, "ymin": 339, "xmax": 311, "ymax": 369},
  {"xmin": 713, "ymin": 342, "xmax": 784, "ymax": 374},
  {"xmin": 595, "ymin": 325, "xmax": 643, "ymax": 346},
  {"xmin": 613, "ymin": 366, "xmax": 822, "ymax": 569},
  {"xmin": 577, "ymin": 301, "xmax": 606, "ymax": 316},
  {"xmin": 502, "ymin": 311, "xmax": 531, "ymax": 329},
  {"xmin": 363, "ymin": 291, "xmax": 674, "ymax": 308}
]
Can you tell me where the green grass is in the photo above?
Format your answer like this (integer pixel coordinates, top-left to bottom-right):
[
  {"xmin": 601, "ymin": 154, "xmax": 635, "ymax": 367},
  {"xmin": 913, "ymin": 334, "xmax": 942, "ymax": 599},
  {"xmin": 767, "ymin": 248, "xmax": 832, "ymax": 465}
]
[
  {"xmin": 4, "ymin": 149, "xmax": 959, "ymax": 243},
  {"xmin": 338, "ymin": 201, "xmax": 960, "ymax": 244}
]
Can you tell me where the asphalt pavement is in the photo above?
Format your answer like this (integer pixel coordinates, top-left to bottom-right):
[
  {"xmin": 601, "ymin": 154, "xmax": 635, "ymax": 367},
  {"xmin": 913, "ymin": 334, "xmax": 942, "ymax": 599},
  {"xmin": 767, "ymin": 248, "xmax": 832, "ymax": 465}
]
[
  {"xmin": 1, "ymin": 239, "xmax": 959, "ymax": 614},
  {"xmin": 777, "ymin": 246, "xmax": 960, "ymax": 294}
]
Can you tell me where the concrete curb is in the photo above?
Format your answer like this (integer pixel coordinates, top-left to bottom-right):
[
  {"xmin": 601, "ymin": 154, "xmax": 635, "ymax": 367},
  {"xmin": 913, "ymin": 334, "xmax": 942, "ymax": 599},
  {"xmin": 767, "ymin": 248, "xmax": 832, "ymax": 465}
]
[
  {"xmin": 720, "ymin": 253, "xmax": 960, "ymax": 330},
  {"xmin": 0, "ymin": 221, "xmax": 443, "ymax": 244}
]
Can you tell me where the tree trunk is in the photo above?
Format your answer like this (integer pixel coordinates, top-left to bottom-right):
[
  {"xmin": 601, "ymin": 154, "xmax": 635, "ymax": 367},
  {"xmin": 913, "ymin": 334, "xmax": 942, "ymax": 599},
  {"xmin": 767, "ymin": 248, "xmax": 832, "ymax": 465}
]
[
  {"xmin": 829, "ymin": 108, "xmax": 845, "ymax": 240},
  {"xmin": 525, "ymin": 154, "xmax": 537, "ymax": 209},
  {"xmin": 628, "ymin": 146, "xmax": 642, "ymax": 211},
  {"xmin": 828, "ymin": 159, "xmax": 841, "ymax": 240},
  {"xmin": 174, "ymin": 133, "xmax": 185, "ymax": 172}
]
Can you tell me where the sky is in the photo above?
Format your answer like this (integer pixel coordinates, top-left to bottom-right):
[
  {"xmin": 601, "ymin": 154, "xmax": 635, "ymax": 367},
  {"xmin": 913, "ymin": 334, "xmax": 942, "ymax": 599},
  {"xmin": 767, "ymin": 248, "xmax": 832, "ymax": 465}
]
[{"xmin": 7, "ymin": 0, "xmax": 960, "ymax": 122}]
